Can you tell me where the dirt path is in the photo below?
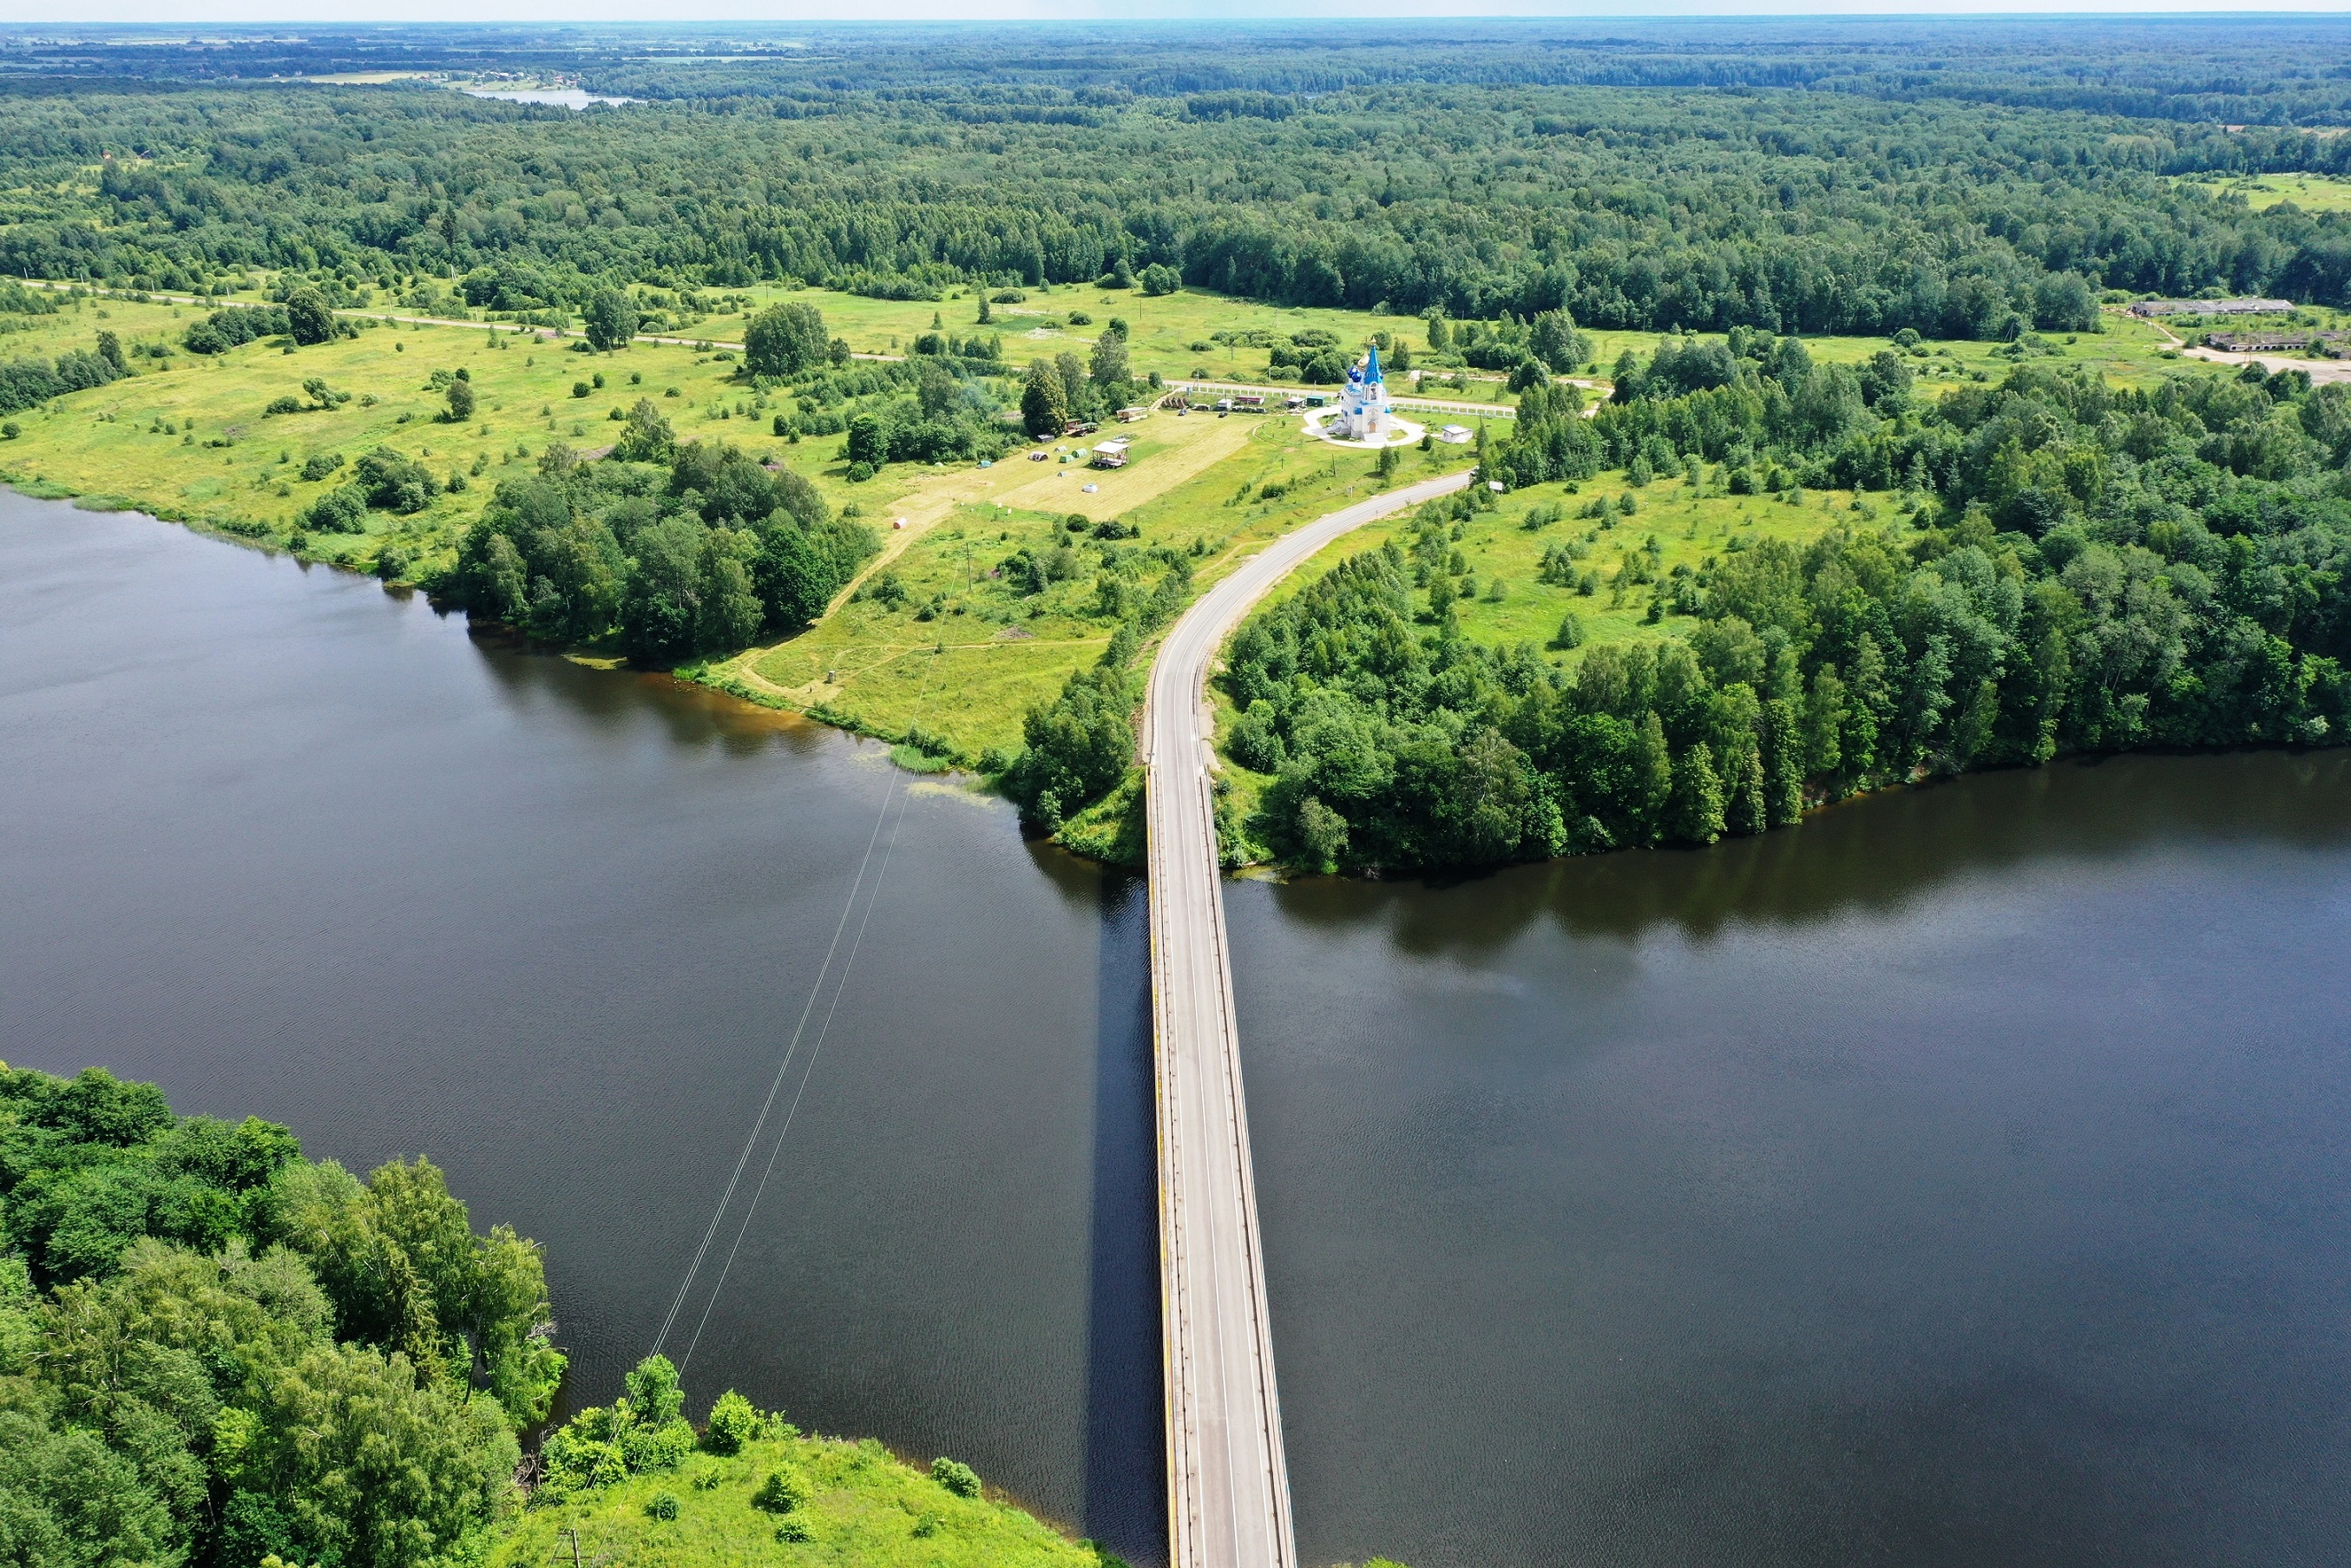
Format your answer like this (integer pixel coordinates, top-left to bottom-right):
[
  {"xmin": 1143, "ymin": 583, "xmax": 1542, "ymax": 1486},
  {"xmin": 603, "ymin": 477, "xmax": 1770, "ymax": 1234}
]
[{"xmin": 2130, "ymin": 308, "xmax": 2351, "ymax": 384}]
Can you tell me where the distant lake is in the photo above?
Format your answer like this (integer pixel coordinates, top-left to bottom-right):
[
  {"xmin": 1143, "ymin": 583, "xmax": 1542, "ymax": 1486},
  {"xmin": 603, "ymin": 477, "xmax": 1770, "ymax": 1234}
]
[
  {"xmin": 463, "ymin": 88, "xmax": 640, "ymax": 109},
  {"xmin": 7, "ymin": 494, "xmax": 2349, "ymax": 1567}
]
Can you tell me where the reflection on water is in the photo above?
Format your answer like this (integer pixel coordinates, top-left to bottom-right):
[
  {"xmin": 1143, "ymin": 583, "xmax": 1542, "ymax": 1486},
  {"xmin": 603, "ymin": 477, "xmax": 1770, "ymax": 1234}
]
[
  {"xmin": 1233, "ymin": 749, "xmax": 2351, "ymax": 1568},
  {"xmin": 1271, "ymin": 749, "xmax": 2351, "ymax": 952},
  {"xmin": 0, "ymin": 499, "xmax": 1166, "ymax": 1565},
  {"xmin": 10, "ymin": 497, "xmax": 2350, "ymax": 1568}
]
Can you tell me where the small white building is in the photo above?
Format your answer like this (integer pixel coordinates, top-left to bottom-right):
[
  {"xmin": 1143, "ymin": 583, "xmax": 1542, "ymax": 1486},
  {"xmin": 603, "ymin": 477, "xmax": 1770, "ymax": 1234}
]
[
  {"xmin": 1437, "ymin": 424, "xmax": 1473, "ymax": 444},
  {"xmin": 1330, "ymin": 344, "xmax": 1389, "ymax": 442}
]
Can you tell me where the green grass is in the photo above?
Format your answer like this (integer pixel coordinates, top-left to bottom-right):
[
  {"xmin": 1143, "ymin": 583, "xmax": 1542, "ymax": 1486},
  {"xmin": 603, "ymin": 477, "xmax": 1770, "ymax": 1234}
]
[
  {"xmin": 1207, "ymin": 463, "xmax": 1892, "ymax": 851},
  {"xmin": 487, "ymin": 1433, "xmax": 1114, "ymax": 1568},
  {"xmin": 717, "ymin": 418, "xmax": 1471, "ymax": 761},
  {"xmin": 0, "ymin": 290, "xmax": 851, "ymax": 574},
  {"xmin": 646, "ymin": 280, "xmax": 1458, "ymax": 388},
  {"xmin": 2184, "ymin": 171, "xmax": 2351, "ymax": 213}
]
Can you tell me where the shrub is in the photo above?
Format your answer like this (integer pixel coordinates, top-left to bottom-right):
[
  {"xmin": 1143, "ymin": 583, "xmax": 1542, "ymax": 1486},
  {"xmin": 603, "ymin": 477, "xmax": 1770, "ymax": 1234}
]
[
  {"xmin": 299, "ymin": 451, "xmax": 343, "ymax": 481},
  {"xmin": 930, "ymin": 1457, "xmax": 981, "ymax": 1499},
  {"xmin": 355, "ymin": 449, "xmax": 437, "ymax": 513},
  {"xmin": 703, "ymin": 1389, "xmax": 760, "ymax": 1455},
  {"xmin": 622, "ymin": 1419, "xmax": 693, "ymax": 1473},
  {"xmin": 263, "ymin": 394, "xmax": 302, "ymax": 416},
  {"xmin": 752, "ymin": 1467, "xmax": 811, "ymax": 1514},
  {"xmin": 1551, "ymin": 612, "xmax": 1585, "ymax": 649},
  {"xmin": 773, "ymin": 1518, "xmax": 813, "ymax": 1544},
  {"xmin": 645, "ymin": 1493, "xmax": 680, "ymax": 1522},
  {"xmin": 301, "ymin": 484, "xmax": 368, "ymax": 535}
]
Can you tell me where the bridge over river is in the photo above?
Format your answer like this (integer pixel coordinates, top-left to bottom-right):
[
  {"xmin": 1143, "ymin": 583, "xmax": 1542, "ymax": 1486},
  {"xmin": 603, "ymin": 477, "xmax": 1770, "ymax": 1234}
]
[{"xmin": 1142, "ymin": 469, "xmax": 1474, "ymax": 1568}]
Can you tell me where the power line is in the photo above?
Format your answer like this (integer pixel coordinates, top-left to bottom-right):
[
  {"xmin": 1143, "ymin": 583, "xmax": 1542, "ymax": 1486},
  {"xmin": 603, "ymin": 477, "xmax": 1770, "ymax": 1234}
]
[
  {"xmin": 678, "ymin": 771, "xmax": 912, "ymax": 1373},
  {"xmin": 648, "ymin": 763, "xmax": 901, "ymax": 1359},
  {"xmin": 653, "ymin": 639, "xmax": 956, "ymax": 1366}
]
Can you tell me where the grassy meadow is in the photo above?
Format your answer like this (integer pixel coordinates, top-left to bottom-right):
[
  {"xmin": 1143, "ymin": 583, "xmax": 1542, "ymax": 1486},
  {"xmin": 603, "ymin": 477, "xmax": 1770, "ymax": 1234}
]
[
  {"xmin": 487, "ymin": 1432, "xmax": 1114, "ymax": 1568},
  {"xmin": 640, "ymin": 279, "xmax": 1474, "ymax": 387},
  {"xmin": 668, "ymin": 282, "xmax": 2211, "ymax": 401},
  {"xmin": 707, "ymin": 413, "xmax": 1471, "ymax": 760},
  {"xmin": 2184, "ymin": 171, "xmax": 2351, "ymax": 213},
  {"xmin": 0, "ymin": 288, "xmax": 841, "ymax": 572}
]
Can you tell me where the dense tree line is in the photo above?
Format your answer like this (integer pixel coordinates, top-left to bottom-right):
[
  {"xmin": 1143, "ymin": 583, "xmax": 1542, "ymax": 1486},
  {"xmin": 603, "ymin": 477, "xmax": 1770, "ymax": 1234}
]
[
  {"xmin": 1211, "ymin": 351, "xmax": 2351, "ymax": 872},
  {"xmin": 4, "ymin": 37, "xmax": 2349, "ymax": 344},
  {"xmin": 443, "ymin": 430, "xmax": 877, "ymax": 665},
  {"xmin": 0, "ymin": 1064, "xmax": 561, "ymax": 1568},
  {"xmin": 17, "ymin": 20, "xmax": 2351, "ymax": 128},
  {"xmin": 0, "ymin": 328, "xmax": 127, "ymax": 417}
]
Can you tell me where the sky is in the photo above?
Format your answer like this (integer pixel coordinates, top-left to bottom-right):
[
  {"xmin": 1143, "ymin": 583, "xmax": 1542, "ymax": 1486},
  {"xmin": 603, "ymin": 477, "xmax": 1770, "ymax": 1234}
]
[{"xmin": 5, "ymin": 2, "xmax": 2349, "ymax": 21}]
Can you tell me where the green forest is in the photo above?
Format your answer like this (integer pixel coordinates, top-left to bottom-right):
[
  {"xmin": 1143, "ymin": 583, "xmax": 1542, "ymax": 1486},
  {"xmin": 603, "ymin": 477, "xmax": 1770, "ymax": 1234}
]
[
  {"xmin": 1210, "ymin": 343, "xmax": 2349, "ymax": 871},
  {"xmin": 0, "ymin": 1064, "xmax": 1118, "ymax": 1568},
  {"xmin": 0, "ymin": 1064, "xmax": 559, "ymax": 1568},
  {"xmin": 5, "ymin": 22, "xmax": 2351, "ymax": 338}
]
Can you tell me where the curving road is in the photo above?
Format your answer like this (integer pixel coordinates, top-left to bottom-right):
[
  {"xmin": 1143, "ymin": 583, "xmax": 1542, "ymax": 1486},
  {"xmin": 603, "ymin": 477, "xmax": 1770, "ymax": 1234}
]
[{"xmin": 1143, "ymin": 467, "xmax": 1473, "ymax": 1568}]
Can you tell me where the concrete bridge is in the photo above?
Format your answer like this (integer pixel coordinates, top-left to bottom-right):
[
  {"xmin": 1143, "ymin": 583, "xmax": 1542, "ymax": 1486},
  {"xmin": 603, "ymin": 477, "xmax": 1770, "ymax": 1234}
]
[{"xmin": 1143, "ymin": 469, "xmax": 1474, "ymax": 1568}]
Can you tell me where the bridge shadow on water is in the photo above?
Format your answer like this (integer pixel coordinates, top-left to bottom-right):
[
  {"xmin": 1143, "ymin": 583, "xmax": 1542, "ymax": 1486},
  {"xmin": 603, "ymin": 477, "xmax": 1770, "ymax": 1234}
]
[{"xmin": 1087, "ymin": 873, "xmax": 1170, "ymax": 1566}]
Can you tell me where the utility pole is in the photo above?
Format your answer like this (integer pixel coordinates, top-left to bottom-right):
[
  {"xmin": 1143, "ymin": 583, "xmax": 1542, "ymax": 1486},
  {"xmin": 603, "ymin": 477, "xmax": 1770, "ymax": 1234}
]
[{"xmin": 551, "ymin": 1529, "xmax": 613, "ymax": 1568}]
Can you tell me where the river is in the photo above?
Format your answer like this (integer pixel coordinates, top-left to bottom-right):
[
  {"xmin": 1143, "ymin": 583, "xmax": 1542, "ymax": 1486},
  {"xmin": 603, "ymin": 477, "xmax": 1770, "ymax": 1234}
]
[{"xmin": 5, "ymin": 495, "xmax": 2348, "ymax": 1566}]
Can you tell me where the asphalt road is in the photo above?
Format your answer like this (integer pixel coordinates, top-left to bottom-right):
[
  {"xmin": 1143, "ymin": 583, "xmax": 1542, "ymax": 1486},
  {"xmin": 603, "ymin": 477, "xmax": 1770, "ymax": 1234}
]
[{"xmin": 1142, "ymin": 466, "xmax": 1474, "ymax": 1568}]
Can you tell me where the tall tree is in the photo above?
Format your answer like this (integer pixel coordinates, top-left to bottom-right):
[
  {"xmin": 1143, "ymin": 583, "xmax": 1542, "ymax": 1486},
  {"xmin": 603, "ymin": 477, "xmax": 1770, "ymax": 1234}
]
[
  {"xmin": 743, "ymin": 302, "xmax": 827, "ymax": 378},
  {"xmin": 284, "ymin": 288, "xmax": 334, "ymax": 347},
  {"xmin": 583, "ymin": 288, "xmax": 639, "ymax": 352},
  {"xmin": 1021, "ymin": 357, "xmax": 1069, "ymax": 437}
]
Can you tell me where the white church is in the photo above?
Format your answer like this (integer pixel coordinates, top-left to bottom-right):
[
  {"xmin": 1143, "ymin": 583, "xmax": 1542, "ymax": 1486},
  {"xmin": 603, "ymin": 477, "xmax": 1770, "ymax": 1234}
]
[{"xmin": 1330, "ymin": 343, "xmax": 1389, "ymax": 442}]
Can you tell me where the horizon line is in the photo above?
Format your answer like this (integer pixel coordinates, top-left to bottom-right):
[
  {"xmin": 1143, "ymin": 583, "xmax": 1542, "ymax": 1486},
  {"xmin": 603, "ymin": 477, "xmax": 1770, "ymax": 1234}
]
[{"xmin": 10, "ymin": 5, "xmax": 2351, "ymax": 29}]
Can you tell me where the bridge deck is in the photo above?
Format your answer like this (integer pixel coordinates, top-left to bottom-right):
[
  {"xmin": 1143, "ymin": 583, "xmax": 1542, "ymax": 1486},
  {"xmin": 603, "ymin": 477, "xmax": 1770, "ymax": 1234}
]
[{"xmin": 1144, "ymin": 469, "xmax": 1473, "ymax": 1568}]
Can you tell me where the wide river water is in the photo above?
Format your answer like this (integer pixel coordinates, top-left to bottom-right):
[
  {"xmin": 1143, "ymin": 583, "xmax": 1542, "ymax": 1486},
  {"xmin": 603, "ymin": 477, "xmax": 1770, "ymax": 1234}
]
[{"xmin": 5, "ymin": 495, "xmax": 2348, "ymax": 1566}]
